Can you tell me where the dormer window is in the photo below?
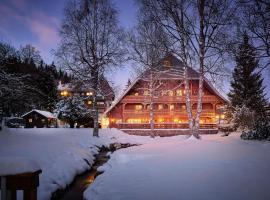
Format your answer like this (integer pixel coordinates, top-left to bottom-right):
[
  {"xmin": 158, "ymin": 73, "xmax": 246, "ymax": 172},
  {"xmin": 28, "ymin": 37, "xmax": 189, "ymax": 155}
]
[{"xmin": 163, "ymin": 60, "xmax": 171, "ymax": 67}]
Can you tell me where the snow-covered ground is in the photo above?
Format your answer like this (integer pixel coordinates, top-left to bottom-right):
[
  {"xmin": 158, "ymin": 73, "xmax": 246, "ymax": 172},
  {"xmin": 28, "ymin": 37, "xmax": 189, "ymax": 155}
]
[
  {"xmin": 0, "ymin": 128, "xmax": 154, "ymax": 200},
  {"xmin": 1, "ymin": 129, "xmax": 270, "ymax": 200},
  {"xmin": 84, "ymin": 133, "xmax": 270, "ymax": 200}
]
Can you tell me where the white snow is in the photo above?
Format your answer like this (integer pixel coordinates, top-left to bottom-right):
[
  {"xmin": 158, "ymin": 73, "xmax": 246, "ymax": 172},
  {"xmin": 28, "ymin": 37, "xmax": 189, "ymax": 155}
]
[
  {"xmin": 84, "ymin": 133, "xmax": 270, "ymax": 200},
  {"xmin": 21, "ymin": 109, "xmax": 56, "ymax": 119},
  {"xmin": 1, "ymin": 128, "xmax": 270, "ymax": 200},
  {"xmin": 0, "ymin": 157, "xmax": 40, "ymax": 176},
  {"xmin": 0, "ymin": 128, "xmax": 153, "ymax": 200}
]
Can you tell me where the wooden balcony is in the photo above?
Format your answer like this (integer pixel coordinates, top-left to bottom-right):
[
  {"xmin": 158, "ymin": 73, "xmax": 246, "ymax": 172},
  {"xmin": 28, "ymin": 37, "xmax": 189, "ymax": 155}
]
[
  {"xmin": 115, "ymin": 123, "xmax": 217, "ymax": 130},
  {"xmin": 122, "ymin": 95, "xmax": 218, "ymax": 103},
  {"xmin": 122, "ymin": 109, "xmax": 216, "ymax": 118}
]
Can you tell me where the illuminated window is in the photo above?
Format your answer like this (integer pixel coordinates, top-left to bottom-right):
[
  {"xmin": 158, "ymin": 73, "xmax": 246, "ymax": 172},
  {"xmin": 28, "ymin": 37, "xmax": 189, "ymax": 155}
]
[
  {"xmin": 176, "ymin": 90, "xmax": 183, "ymax": 96},
  {"xmin": 127, "ymin": 119, "xmax": 142, "ymax": 123},
  {"xmin": 158, "ymin": 104, "xmax": 163, "ymax": 110},
  {"xmin": 168, "ymin": 90, "xmax": 174, "ymax": 96},
  {"xmin": 60, "ymin": 91, "xmax": 68, "ymax": 96},
  {"xmin": 143, "ymin": 90, "xmax": 149, "ymax": 96},
  {"xmin": 169, "ymin": 104, "xmax": 174, "ymax": 110},
  {"xmin": 29, "ymin": 118, "xmax": 32, "ymax": 123},
  {"xmin": 163, "ymin": 60, "xmax": 171, "ymax": 67},
  {"xmin": 158, "ymin": 118, "xmax": 164, "ymax": 123},
  {"xmin": 181, "ymin": 105, "xmax": 186, "ymax": 110},
  {"xmin": 134, "ymin": 92, "xmax": 139, "ymax": 96},
  {"xmin": 135, "ymin": 105, "xmax": 142, "ymax": 110},
  {"xmin": 88, "ymin": 101, "xmax": 92, "ymax": 105}
]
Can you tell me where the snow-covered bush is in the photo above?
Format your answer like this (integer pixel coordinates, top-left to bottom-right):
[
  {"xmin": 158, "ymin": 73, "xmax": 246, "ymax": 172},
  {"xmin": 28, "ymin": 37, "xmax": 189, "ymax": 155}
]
[
  {"xmin": 54, "ymin": 96, "xmax": 91, "ymax": 128},
  {"xmin": 233, "ymin": 105, "xmax": 255, "ymax": 130},
  {"xmin": 241, "ymin": 118, "xmax": 270, "ymax": 140}
]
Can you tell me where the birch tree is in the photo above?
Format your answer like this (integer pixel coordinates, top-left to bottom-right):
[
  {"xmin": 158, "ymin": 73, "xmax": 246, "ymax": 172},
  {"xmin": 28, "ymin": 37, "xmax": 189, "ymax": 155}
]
[
  {"xmin": 140, "ymin": 0, "xmax": 235, "ymax": 138},
  {"xmin": 128, "ymin": 7, "xmax": 170, "ymax": 137},
  {"xmin": 56, "ymin": 0, "xmax": 126, "ymax": 137}
]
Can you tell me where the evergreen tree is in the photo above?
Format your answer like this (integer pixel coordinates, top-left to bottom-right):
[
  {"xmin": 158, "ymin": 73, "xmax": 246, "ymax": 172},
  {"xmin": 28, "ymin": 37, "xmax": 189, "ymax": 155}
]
[{"xmin": 228, "ymin": 33, "xmax": 268, "ymax": 117}]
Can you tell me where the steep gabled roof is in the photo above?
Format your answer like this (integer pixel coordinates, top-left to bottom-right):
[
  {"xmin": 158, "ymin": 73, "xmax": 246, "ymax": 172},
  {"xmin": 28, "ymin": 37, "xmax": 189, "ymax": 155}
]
[
  {"xmin": 22, "ymin": 109, "xmax": 56, "ymax": 119},
  {"xmin": 104, "ymin": 54, "xmax": 228, "ymax": 115}
]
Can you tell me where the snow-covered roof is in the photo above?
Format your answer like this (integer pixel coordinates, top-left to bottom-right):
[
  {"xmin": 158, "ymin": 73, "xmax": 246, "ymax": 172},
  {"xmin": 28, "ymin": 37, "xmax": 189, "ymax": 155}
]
[
  {"xmin": 104, "ymin": 54, "xmax": 228, "ymax": 115},
  {"xmin": 22, "ymin": 109, "xmax": 56, "ymax": 119}
]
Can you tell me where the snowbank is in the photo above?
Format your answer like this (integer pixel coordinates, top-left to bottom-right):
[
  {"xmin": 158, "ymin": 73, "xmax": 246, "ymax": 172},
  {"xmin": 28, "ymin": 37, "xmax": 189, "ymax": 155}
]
[
  {"xmin": 0, "ymin": 128, "xmax": 153, "ymax": 200},
  {"xmin": 84, "ymin": 132, "xmax": 270, "ymax": 200}
]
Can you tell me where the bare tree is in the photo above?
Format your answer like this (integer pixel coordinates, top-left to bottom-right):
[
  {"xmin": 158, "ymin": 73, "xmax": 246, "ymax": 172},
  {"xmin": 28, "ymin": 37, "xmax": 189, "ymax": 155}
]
[
  {"xmin": 56, "ymin": 0, "xmax": 126, "ymax": 137},
  {"xmin": 239, "ymin": 0, "xmax": 270, "ymax": 71},
  {"xmin": 139, "ymin": 0, "xmax": 235, "ymax": 138},
  {"xmin": 19, "ymin": 44, "xmax": 42, "ymax": 65},
  {"xmin": 128, "ymin": 8, "xmax": 171, "ymax": 137}
]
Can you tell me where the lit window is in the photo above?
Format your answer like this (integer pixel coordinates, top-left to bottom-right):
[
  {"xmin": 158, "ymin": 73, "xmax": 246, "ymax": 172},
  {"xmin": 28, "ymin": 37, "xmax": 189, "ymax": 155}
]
[
  {"xmin": 163, "ymin": 60, "xmax": 171, "ymax": 67},
  {"xmin": 143, "ymin": 90, "xmax": 149, "ymax": 96},
  {"xmin": 158, "ymin": 104, "xmax": 163, "ymax": 110},
  {"xmin": 88, "ymin": 101, "xmax": 92, "ymax": 105},
  {"xmin": 168, "ymin": 90, "xmax": 174, "ymax": 96},
  {"xmin": 176, "ymin": 90, "xmax": 183, "ymax": 96},
  {"xmin": 169, "ymin": 104, "xmax": 174, "ymax": 110},
  {"xmin": 29, "ymin": 118, "xmax": 32, "ymax": 123},
  {"xmin": 61, "ymin": 91, "xmax": 68, "ymax": 96},
  {"xmin": 134, "ymin": 92, "xmax": 139, "ymax": 96},
  {"xmin": 127, "ymin": 119, "xmax": 142, "ymax": 123},
  {"xmin": 135, "ymin": 105, "xmax": 142, "ymax": 110}
]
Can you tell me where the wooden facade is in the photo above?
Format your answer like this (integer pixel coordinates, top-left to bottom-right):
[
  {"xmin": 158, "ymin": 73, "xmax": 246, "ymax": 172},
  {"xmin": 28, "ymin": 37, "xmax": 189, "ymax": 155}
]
[
  {"xmin": 58, "ymin": 77, "xmax": 115, "ymax": 124},
  {"xmin": 22, "ymin": 110, "xmax": 57, "ymax": 128},
  {"xmin": 104, "ymin": 55, "xmax": 227, "ymax": 135}
]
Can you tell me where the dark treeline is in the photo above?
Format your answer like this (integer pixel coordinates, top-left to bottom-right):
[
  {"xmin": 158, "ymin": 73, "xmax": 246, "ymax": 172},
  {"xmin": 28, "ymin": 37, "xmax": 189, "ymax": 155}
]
[{"xmin": 0, "ymin": 42, "xmax": 72, "ymax": 116}]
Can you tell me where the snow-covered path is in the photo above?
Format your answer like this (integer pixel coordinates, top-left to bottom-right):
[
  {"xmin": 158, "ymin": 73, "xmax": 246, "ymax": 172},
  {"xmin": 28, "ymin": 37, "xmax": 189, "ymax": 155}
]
[{"xmin": 84, "ymin": 134, "xmax": 270, "ymax": 200}]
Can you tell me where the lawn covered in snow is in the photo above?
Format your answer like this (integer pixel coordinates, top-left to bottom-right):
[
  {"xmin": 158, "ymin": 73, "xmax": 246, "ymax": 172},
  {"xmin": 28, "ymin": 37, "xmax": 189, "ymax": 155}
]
[
  {"xmin": 84, "ymin": 133, "xmax": 270, "ymax": 200},
  {"xmin": 0, "ymin": 128, "xmax": 154, "ymax": 200}
]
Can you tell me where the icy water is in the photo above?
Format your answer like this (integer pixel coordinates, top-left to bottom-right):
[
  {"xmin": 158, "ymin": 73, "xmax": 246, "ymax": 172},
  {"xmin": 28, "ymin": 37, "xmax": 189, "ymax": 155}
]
[{"xmin": 51, "ymin": 150, "xmax": 110, "ymax": 200}]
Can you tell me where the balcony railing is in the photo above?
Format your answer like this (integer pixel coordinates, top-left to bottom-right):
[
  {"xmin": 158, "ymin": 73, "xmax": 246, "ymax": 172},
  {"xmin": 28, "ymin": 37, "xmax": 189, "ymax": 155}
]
[
  {"xmin": 115, "ymin": 123, "xmax": 217, "ymax": 129},
  {"xmin": 122, "ymin": 109, "xmax": 216, "ymax": 117},
  {"xmin": 122, "ymin": 95, "xmax": 218, "ymax": 103}
]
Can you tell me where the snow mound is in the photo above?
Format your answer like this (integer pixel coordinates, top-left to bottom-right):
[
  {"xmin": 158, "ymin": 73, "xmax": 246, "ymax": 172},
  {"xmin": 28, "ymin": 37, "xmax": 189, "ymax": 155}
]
[{"xmin": 0, "ymin": 157, "xmax": 40, "ymax": 176}]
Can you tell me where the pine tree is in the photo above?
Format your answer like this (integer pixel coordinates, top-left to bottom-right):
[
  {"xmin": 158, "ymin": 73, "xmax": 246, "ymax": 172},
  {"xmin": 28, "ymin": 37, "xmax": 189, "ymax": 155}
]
[{"xmin": 228, "ymin": 33, "xmax": 268, "ymax": 117}]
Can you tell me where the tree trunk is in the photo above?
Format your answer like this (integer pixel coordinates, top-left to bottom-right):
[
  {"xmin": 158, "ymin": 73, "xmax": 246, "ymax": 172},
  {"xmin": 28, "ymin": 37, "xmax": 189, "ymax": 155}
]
[
  {"xmin": 193, "ymin": 0, "xmax": 205, "ymax": 139},
  {"xmin": 92, "ymin": 95, "xmax": 99, "ymax": 137},
  {"xmin": 149, "ymin": 72, "xmax": 155, "ymax": 138}
]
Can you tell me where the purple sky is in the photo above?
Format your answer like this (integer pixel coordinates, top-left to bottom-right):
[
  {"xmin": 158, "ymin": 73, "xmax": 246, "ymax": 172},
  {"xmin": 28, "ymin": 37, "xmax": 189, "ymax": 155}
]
[{"xmin": 0, "ymin": 0, "xmax": 269, "ymax": 98}]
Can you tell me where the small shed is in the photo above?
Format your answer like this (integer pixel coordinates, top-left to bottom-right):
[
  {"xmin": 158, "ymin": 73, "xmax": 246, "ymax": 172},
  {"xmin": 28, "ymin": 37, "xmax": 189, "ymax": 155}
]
[{"xmin": 22, "ymin": 109, "xmax": 57, "ymax": 128}]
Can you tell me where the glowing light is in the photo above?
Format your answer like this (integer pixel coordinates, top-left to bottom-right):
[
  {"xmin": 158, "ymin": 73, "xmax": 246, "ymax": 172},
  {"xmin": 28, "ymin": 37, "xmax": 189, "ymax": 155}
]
[
  {"xmin": 86, "ymin": 92, "xmax": 93, "ymax": 96},
  {"xmin": 101, "ymin": 117, "xmax": 109, "ymax": 128},
  {"xmin": 87, "ymin": 101, "xmax": 92, "ymax": 105},
  {"xmin": 221, "ymin": 114, "xmax": 225, "ymax": 119},
  {"xmin": 173, "ymin": 118, "xmax": 179, "ymax": 123},
  {"xmin": 61, "ymin": 91, "xmax": 68, "ymax": 96}
]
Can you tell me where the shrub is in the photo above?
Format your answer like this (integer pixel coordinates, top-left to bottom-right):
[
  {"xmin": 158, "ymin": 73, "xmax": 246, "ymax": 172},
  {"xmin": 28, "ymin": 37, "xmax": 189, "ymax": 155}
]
[{"xmin": 241, "ymin": 118, "xmax": 270, "ymax": 140}]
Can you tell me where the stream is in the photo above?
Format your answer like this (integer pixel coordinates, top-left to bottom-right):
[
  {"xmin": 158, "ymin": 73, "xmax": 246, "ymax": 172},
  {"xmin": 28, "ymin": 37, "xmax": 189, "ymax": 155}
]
[{"xmin": 51, "ymin": 143, "xmax": 137, "ymax": 200}]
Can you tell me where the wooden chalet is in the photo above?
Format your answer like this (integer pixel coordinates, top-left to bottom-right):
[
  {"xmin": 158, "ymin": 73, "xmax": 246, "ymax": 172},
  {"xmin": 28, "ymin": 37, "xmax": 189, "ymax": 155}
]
[
  {"xmin": 22, "ymin": 109, "xmax": 57, "ymax": 128},
  {"xmin": 58, "ymin": 77, "xmax": 115, "ymax": 126},
  {"xmin": 104, "ymin": 54, "xmax": 228, "ymax": 136}
]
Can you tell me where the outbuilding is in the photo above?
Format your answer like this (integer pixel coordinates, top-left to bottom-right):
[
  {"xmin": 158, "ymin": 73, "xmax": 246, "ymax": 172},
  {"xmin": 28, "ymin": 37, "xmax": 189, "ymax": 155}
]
[{"xmin": 22, "ymin": 109, "xmax": 57, "ymax": 128}]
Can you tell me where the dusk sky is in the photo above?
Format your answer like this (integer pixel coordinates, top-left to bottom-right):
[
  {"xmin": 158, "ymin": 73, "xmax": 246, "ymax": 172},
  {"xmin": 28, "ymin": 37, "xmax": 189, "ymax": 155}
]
[{"xmin": 0, "ymin": 0, "xmax": 269, "ymax": 98}]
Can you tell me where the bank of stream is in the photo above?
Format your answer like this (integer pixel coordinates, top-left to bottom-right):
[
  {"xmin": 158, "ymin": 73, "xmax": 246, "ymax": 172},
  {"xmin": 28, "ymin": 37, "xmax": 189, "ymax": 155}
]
[{"xmin": 51, "ymin": 143, "xmax": 138, "ymax": 200}]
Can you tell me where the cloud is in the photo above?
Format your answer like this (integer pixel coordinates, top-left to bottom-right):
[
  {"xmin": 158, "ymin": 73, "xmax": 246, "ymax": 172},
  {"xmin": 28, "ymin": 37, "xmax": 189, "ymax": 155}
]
[{"xmin": 0, "ymin": 1, "xmax": 60, "ymax": 48}]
